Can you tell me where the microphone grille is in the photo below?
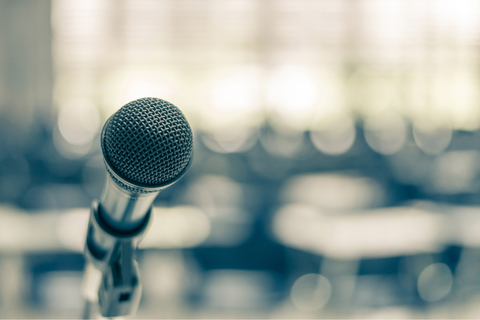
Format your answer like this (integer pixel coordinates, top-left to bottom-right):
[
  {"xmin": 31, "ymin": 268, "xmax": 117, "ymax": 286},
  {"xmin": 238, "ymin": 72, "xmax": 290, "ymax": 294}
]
[{"xmin": 102, "ymin": 97, "xmax": 193, "ymax": 187}]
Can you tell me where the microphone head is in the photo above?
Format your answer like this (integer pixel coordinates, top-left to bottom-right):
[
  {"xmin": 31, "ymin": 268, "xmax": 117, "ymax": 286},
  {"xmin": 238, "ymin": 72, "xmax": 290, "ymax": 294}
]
[{"xmin": 101, "ymin": 97, "xmax": 193, "ymax": 190}]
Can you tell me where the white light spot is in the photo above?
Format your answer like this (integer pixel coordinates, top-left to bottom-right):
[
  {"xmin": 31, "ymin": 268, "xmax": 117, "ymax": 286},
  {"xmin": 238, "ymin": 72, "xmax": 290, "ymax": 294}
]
[
  {"xmin": 310, "ymin": 116, "xmax": 356, "ymax": 155},
  {"xmin": 364, "ymin": 112, "xmax": 406, "ymax": 155},
  {"xmin": 413, "ymin": 121, "xmax": 452, "ymax": 155},
  {"xmin": 417, "ymin": 263, "xmax": 453, "ymax": 302},
  {"xmin": 266, "ymin": 66, "xmax": 319, "ymax": 131},
  {"xmin": 58, "ymin": 99, "xmax": 100, "ymax": 146},
  {"xmin": 430, "ymin": 151, "xmax": 480, "ymax": 194},
  {"xmin": 290, "ymin": 273, "xmax": 331, "ymax": 311},
  {"xmin": 140, "ymin": 206, "xmax": 211, "ymax": 249},
  {"xmin": 56, "ymin": 209, "xmax": 89, "ymax": 252},
  {"xmin": 202, "ymin": 66, "xmax": 264, "ymax": 134}
]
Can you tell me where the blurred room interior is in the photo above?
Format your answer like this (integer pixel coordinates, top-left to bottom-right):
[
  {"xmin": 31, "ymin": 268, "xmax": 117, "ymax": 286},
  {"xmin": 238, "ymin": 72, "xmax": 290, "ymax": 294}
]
[{"xmin": 1, "ymin": 0, "xmax": 480, "ymax": 318}]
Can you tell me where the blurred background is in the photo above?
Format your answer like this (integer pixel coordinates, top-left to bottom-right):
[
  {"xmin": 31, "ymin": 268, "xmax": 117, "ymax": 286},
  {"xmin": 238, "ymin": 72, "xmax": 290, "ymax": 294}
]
[{"xmin": 1, "ymin": 0, "xmax": 480, "ymax": 318}]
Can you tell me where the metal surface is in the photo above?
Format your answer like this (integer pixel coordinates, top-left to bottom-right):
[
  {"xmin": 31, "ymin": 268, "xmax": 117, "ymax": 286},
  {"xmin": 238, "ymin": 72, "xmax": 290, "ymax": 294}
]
[{"xmin": 100, "ymin": 173, "xmax": 159, "ymax": 232}]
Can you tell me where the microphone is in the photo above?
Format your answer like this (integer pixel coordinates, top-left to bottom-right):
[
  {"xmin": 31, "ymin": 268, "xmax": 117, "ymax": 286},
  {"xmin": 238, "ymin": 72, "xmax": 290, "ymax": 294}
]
[{"xmin": 83, "ymin": 97, "xmax": 193, "ymax": 318}]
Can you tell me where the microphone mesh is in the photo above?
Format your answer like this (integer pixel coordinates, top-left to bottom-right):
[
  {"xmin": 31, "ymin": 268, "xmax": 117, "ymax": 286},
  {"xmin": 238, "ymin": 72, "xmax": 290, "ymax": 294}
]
[{"xmin": 103, "ymin": 97, "xmax": 193, "ymax": 186}]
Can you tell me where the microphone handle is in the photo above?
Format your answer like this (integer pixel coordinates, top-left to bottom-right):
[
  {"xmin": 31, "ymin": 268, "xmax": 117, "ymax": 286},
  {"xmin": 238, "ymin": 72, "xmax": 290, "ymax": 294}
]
[{"xmin": 100, "ymin": 173, "xmax": 159, "ymax": 232}]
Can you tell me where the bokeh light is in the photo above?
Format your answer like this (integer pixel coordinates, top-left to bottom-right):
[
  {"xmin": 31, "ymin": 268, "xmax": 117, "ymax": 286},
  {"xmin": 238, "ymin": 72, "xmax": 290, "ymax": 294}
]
[
  {"xmin": 140, "ymin": 206, "xmax": 211, "ymax": 249},
  {"xmin": 417, "ymin": 263, "xmax": 453, "ymax": 302},
  {"xmin": 101, "ymin": 67, "xmax": 179, "ymax": 116},
  {"xmin": 57, "ymin": 99, "xmax": 100, "ymax": 146},
  {"xmin": 364, "ymin": 112, "xmax": 406, "ymax": 155},
  {"xmin": 266, "ymin": 66, "xmax": 319, "ymax": 131},
  {"xmin": 413, "ymin": 120, "xmax": 452, "ymax": 155},
  {"xmin": 282, "ymin": 173, "xmax": 385, "ymax": 210},
  {"xmin": 290, "ymin": 274, "xmax": 331, "ymax": 311},
  {"xmin": 310, "ymin": 114, "xmax": 356, "ymax": 155},
  {"xmin": 430, "ymin": 151, "xmax": 480, "ymax": 194},
  {"xmin": 205, "ymin": 66, "xmax": 264, "ymax": 131}
]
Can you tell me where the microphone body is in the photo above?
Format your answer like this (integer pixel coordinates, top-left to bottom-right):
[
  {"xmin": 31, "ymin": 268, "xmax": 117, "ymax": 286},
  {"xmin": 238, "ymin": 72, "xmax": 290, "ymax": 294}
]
[
  {"xmin": 99, "ymin": 175, "xmax": 158, "ymax": 231},
  {"xmin": 83, "ymin": 97, "xmax": 193, "ymax": 318}
]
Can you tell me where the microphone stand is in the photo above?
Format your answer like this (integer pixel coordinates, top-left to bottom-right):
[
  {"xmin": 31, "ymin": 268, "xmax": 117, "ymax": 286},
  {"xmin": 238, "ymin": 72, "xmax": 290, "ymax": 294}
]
[{"xmin": 82, "ymin": 199, "xmax": 151, "ymax": 318}]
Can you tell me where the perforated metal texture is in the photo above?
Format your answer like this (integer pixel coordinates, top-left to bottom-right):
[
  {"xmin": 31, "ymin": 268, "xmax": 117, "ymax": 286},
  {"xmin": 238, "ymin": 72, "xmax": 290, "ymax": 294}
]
[{"xmin": 103, "ymin": 97, "xmax": 193, "ymax": 186}]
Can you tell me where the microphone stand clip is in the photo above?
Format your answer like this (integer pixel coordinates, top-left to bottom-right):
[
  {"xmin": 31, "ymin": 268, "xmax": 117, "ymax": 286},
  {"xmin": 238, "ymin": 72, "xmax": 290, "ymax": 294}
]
[{"xmin": 84, "ymin": 199, "xmax": 152, "ymax": 318}]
